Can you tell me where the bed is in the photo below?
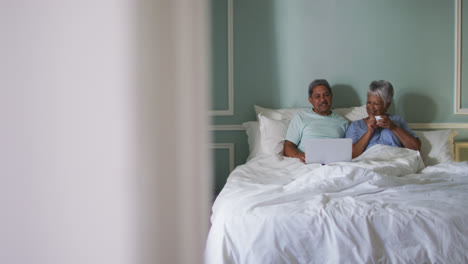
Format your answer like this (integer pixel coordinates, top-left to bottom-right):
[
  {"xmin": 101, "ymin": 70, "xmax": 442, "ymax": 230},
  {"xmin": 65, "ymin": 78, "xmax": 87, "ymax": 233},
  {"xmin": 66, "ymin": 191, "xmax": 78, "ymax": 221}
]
[{"xmin": 205, "ymin": 105, "xmax": 468, "ymax": 264}]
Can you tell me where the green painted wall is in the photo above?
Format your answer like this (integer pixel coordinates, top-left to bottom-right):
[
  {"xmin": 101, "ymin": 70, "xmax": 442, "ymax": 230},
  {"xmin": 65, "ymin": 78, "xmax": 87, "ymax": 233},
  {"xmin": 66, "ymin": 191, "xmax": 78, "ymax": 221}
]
[
  {"xmin": 211, "ymin": 0, "xmax": 468, "ymax": 193},
  {"xmin": 459, "ymin": 145, "xmax": 468, "ymax": 161},
  {"xmin": 210, "ymin": 0, "xmax": 229, "ymax": 110},
  {"xmin": 212, "ymin": 148, "xmax": 231, "ymax": 195},
  {"xmin": 462, "ymin": 0, "xmax": 468, "ymax": 108},
  {"xmin": 211, "ymin": 131, "xmax": 249, "ymax": 195},
  {"xmin": 213, "ymin": 0, "xmax": 468, "ymax": 123}
]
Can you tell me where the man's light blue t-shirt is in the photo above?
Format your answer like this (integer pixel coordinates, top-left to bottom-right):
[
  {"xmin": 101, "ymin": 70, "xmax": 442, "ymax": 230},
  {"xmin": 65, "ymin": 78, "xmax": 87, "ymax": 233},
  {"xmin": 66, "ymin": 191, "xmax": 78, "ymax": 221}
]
[
  {"xmin": 345, "ymin": 114, "xmax": 418, "ymax": 151},
  {"xmin": 285, "ymin": 109, "xmax": 349, "ymax": 152}
]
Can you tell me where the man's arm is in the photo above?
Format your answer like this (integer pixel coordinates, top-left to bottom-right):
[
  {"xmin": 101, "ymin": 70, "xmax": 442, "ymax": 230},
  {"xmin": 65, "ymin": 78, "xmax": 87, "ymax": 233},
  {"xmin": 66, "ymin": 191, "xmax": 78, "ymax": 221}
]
[{"xmin": 283, "ymin": 140, "xmax": 305, "ymax": 163}]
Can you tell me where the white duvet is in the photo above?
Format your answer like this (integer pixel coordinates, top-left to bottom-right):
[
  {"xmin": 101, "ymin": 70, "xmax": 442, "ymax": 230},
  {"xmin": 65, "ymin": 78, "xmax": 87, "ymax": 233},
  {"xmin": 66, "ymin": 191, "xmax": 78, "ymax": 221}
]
[{"xmin": 205, "ymin": 145, "xmax": 468, "ymax": 264}]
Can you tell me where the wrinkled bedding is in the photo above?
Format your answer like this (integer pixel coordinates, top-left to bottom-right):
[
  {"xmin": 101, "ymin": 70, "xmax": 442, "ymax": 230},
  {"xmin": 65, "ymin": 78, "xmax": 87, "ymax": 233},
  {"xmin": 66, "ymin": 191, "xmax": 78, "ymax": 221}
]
[{"xmin": 205, "ymin": 145, "xmax": 468, "ymax": 264}]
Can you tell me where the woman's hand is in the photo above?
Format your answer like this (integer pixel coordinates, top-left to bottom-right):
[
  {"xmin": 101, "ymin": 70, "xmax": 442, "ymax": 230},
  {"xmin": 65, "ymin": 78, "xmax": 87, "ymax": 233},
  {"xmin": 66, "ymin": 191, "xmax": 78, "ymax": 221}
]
[
  {"xmin": 364, "ymin": 116, "xmax": 378, "ymax": 133},
  {"xmin": 352, "ymin": 116, "xmax": 377, "ymax": 158},
  {"xmin": 376, "ymin": 115, "xmax": 396, "ymax": 130},
  {"xmin": 375, "ymin": 114, "xmax": 421, "ymax": 151}
]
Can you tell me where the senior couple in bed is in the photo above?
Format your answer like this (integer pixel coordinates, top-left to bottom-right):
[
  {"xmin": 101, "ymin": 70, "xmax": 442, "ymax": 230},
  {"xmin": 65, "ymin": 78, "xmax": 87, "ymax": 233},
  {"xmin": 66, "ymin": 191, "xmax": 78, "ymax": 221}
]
[{"xmin": 283, "ymin": 79, "xmax": 421, "ymax": 163}]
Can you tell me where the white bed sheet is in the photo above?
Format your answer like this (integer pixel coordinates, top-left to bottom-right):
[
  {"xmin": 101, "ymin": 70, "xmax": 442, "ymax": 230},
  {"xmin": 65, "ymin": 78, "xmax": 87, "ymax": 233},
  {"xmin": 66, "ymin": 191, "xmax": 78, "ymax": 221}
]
[{"xmin": 205, "ymin": 145, "xmax": 468, "ymax": 264}]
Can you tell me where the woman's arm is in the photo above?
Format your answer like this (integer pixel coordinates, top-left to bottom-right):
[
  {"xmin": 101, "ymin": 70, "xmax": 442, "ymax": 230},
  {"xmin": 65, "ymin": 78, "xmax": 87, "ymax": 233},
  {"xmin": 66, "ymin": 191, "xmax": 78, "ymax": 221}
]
[
  {"xmin": 350, "ymin": 118, "xmax": 377, "ymax": 158},
  {"xmin": 283, "ymin": 140, "xmax": 305, "ymax": 163},
  {"xmin": 352, "ymin": 130, "xmax": 373, "ymax": 158},
  {"xmin": 377, "ymin": 116, "xmax": 421, "ymax": 151},
  {"xmin": 389, "ymin": 126, "xmax": 421, "ymax": 151}
]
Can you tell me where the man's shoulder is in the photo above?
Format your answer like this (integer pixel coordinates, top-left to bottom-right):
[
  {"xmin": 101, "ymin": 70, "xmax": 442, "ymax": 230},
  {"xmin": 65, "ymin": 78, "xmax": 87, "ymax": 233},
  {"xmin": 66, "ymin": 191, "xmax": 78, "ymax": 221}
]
[
  {"xmin": 299, "ymin": 108, "xmax": 313, "ymax": 114},
  {"xmin": 294, "ymin": 108, "xmax": 314, "ymax": 118}
]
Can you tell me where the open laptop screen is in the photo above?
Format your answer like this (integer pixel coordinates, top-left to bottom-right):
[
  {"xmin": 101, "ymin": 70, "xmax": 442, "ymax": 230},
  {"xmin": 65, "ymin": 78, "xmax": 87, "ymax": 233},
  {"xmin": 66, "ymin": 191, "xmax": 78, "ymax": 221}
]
[{"xmin": 304, "ymin": 138, "xmax": 352, "ymax": 164}]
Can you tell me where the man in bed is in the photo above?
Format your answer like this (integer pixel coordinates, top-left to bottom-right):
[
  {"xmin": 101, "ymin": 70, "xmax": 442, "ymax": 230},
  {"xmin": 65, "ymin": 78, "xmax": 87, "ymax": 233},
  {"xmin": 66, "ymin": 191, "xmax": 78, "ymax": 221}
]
[{"xmin": 283, "ymin": 79, "xmax": 349, "ymax": 162}]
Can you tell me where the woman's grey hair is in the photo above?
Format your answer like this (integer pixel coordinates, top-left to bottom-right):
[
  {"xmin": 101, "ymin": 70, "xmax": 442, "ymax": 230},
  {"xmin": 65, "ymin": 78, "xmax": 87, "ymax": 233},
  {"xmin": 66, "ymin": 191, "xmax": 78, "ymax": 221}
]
[
  {"xmin": 308, "ymin": 79, "xmax": 332, "ymax": 97},
  {"xmin": 368, "ymin": 80, "xmax": 393, "ymax": 106}
]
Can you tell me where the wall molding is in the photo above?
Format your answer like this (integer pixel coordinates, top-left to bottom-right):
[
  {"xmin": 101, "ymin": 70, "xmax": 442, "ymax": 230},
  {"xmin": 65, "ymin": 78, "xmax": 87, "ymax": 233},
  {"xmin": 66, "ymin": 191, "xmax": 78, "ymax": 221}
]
[
  {"xmin": 210, "ymin": 0, "xmax": 234, "ymax": 116},
  {"xmin": 210, "ymin": 143, "xmax": 235, "ymax": 171},
  {"xmin": 455, "ymin": 142, "xmax": 468, "ymax": 161},
  {"xmin": 210, "ymin": 123, "xmax": 468, "ymax": 131},
  {"xmin": 455, "ymin": 0, "xmax": 468, "ymax": 114},
  {"xmin": 210, "ymin": 124, "xmax": 244, "ymax": 131},
  {"xmin": 408, "ymin": 123, "xmax": 468, "ymax": 129}
]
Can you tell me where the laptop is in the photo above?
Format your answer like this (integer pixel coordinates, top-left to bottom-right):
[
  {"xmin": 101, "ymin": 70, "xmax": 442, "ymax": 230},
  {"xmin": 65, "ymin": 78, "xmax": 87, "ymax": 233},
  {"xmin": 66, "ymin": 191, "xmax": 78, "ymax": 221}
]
[{"xmin": 304, "ymin": 138, "xmax": 352, "ymax": 164}]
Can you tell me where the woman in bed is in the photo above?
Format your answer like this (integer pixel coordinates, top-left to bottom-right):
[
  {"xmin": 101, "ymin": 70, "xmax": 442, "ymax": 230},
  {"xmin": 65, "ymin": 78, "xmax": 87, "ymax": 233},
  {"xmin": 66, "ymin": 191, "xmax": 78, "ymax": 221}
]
[{"xmin": 346, "ymin": 80, "xmax": 421, "ymax": 158}]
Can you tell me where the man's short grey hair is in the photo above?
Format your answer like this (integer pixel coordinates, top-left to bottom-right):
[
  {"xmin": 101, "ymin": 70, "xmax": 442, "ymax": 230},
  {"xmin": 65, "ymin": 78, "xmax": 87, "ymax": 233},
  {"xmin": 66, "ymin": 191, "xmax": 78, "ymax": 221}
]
[
  {"xmin": 368, "ymin": 80, "xmax": 394, "ymax": 106},
  {"xmin": 308, "ymin": 79, "xmax": 332, "ymax": 97}
]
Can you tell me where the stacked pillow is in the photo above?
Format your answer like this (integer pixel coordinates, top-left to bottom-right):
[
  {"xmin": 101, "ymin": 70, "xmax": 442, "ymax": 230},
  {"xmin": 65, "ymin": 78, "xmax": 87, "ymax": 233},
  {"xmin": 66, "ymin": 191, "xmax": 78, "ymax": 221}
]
[{"xmin": 243, "ymin": 105, "xmax": 457, "ymax": 166}]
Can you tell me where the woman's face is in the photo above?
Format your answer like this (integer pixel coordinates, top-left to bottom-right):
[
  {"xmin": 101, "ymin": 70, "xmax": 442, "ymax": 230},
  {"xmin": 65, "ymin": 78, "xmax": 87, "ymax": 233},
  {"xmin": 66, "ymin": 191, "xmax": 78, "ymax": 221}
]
[{"xmin": 366, "ymin": 94, "xmax": 389, "ymax": 117}]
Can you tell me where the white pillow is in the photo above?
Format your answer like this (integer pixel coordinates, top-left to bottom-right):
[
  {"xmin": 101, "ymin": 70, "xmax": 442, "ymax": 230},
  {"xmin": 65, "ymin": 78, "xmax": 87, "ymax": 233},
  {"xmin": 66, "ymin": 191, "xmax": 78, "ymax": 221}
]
[
  {"xmin": 242, "ymin": 121, "xmax": 262, "ymax": 161},
  {"xmin": 258, "ymin": 113, "xmax": 290, "ymax": 155},
  {"xmin": 414, "ymin": 130, "xmax": 458, "ymax": 166},
  {"xmin": 254, "ymin": 105, "xmax": 305, "ymax": 121},
  {"xmin": 333, "ymin": 105, "xmax": 367, "ymax": 122},
  {"xmin": 254, "ymin": 104, "xmax": 367, "ymax": 122}
]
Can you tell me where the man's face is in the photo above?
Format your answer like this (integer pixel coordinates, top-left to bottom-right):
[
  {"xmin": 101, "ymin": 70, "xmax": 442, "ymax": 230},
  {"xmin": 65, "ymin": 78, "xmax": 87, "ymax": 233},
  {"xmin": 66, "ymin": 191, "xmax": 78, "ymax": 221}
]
[{"xmin": 309, "ymin": 85, "xmax": 332, "ymax": 116}]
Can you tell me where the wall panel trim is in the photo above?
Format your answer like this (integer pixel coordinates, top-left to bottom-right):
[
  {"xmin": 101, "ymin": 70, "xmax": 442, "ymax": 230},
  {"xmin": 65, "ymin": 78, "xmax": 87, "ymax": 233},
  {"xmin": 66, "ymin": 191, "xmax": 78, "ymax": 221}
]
[
  {"xmin": 210, "ymin": 124, "xmax": 244, "ymax": 131},
  {"xmin": 210, "ymin": 0, "xmax": 234, "ymax": 116},
  {"xmin": 455, "ymin": 142, "xmax": 468, "ymax": 161},
  {"xmin": 455, "ymin": 0, "xmax": 468, "ymax": 114},
  {"xmin": 210, "ymin": 143, "xmax": 235, "ymax": 171},
  {"xmin": 210, "ymin": 123, "xmax": 468, "ymax": 131},
  {"xmin": 408, "ymin": 123, "xmax": 468, "ymax": 129}
]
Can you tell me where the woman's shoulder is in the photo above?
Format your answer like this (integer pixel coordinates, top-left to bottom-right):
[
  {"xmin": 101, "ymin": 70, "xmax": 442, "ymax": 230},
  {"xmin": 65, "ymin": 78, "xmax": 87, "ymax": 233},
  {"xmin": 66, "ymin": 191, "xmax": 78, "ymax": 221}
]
[
  {"xmin": 388, "ymin": 114, "xmax": 405, "ymax": 122},
  {"xmin": 349, "ymin": 118, "xmax": 366, "ymax": 127},
  {"xmin": 351, "ymin": 117, "xmax": 366, "ymax": 123}
]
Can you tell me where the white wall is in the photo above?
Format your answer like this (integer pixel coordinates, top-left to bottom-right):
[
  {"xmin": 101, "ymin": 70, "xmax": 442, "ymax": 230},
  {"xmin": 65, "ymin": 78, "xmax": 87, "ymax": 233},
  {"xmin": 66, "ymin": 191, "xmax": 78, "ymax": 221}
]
[{"xmin": 0, "ymin": 0, "xmax": 210, "ymax": 263}]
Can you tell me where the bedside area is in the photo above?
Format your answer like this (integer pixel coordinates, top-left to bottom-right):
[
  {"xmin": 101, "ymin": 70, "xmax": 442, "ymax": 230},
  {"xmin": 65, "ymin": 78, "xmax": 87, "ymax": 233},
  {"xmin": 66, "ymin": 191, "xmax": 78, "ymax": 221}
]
[{"xmin": 455, "ymin": 142, "xmax": 468, "ymax": 162}]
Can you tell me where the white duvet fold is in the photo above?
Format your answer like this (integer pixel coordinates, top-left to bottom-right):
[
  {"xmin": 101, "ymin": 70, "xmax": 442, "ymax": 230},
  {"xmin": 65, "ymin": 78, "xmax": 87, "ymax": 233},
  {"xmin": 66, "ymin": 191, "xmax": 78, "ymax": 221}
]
[{"xmin": 206, "ymin": 145, "xmax": 468, "ymax": 264}]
